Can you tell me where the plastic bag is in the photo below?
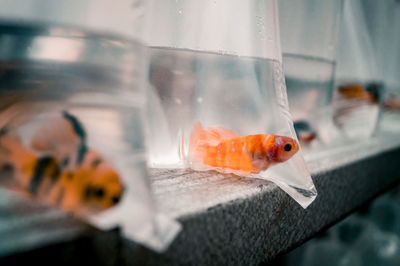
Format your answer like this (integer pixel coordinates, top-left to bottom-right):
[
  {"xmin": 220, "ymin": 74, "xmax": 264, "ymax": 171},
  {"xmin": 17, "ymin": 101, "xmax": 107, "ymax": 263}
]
[
  {"xmin": 146, "ymin": 0, "xmax": 317, "ymax": 208},
  {"xmin": 278, "ymin": 0, "xmax": 343, "ymax": 146},
  {"xmin": 0, "ymin": 0, "xmax": 180, "ymax": 252},
  {"xmin": 332, "ymin": 0, "xmax": 384, "ymax": 139},
  {"xmin": 362, "ymin": 0, "xmax": 400, "ymax": 132}
]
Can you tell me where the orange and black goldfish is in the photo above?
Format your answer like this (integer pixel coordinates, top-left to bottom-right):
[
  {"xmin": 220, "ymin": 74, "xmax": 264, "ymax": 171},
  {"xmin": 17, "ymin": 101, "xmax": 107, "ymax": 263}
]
[
  {"xmin": 0, "ymin": 111, "xmax": 123, "ymax": 214},
  {"xmin": 188, "ymin": 123, "xmax": 299, "ymax": 174},
  {"xmin": 338, "ymin": 83, "xmax": 381, "ymax": 104}
]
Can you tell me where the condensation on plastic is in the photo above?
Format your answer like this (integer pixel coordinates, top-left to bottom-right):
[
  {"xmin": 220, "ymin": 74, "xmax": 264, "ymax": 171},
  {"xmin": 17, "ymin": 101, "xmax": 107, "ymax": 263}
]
[
  {"xmin": 278, "ymin": 0, "xmax": 343, "ymax": 146},
  {"xmin": 0, "ymin": 4, "xmax": 180, "ymax": 253},
  {"xmin": 146, "ymin": 0, "xmax": 282, "ymax": 61},
  {"xmin": 146, "ymin": 0, "xmax": 317, "ymax": 208}
]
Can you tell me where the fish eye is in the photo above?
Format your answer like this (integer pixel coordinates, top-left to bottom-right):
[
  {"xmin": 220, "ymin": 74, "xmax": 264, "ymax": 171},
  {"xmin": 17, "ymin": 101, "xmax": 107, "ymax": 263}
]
[
  {"xmin": 111, "ymin": 196, "xmax": 120, "ymax": 204},
  {"xmin": 95, "ymin": 188, "xmax": 105, "ymax": 198},
  {"xmin": 284, "ymin": 143, "xmax": 292, "ymax": 152},
  {"xmin": 91, "ymin": 158, "xmax": 102, "ymax": 168}
]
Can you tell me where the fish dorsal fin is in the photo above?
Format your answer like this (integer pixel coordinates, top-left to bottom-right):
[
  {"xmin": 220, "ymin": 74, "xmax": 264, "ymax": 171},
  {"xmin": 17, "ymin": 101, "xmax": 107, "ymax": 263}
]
[
  {"xmin": 189, "ymin": 122, "xmax": 240, "ymax": 146},
  {"xmin": 206, "ymin": 126, "xmax": 240, "ymax": 145},
  {"xmin": 62, "ymin": 111, "xmax": 87, "ymax": 143},
  {"xmin": 189, "ymin": 122, "xmax": 240, "ymax": 164}
]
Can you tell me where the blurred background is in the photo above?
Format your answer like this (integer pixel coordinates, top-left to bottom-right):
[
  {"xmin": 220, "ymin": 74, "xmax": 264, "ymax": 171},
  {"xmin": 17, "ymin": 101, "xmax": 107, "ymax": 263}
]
[{"xmin": 269, "ymin": 183, "xmax": 400, "ymax": 266}]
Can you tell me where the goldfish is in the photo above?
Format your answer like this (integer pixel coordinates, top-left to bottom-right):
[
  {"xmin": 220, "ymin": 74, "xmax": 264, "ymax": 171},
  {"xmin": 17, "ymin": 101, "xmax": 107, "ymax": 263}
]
[
  {"xmin": 293, "ymin": 120, "xmax": 317, "ymax": 144},
  {"xmin": 338, "ymin": 83, "xmax": 381, "ymax": 104},
  {"xmin": 188, "ymin": 123, "xmax": 299, "ymax": 174},
  {"xmin": 30, "ymin": 111, "xmax": 89, "ymax": 171},
  {"xmin": 384, "ymin": 94, "xmax": 400, "ymax": 111},
  {"xmin": 0, "ymin": 111, "xmax": 123, "ymax": 214}
]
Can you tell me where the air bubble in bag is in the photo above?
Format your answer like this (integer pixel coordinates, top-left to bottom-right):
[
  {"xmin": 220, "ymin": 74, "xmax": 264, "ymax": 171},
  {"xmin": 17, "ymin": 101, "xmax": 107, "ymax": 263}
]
[
  {"xmin": 0, "ymin": 0, "xmax": 180, "ymax": 252},
  {"xmin": 145, "ymin": 0, "xmax": 317, "ymax": 208}
]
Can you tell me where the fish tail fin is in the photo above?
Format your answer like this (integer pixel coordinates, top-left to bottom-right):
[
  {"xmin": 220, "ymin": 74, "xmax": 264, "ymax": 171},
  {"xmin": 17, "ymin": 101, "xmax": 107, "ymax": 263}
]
[
  {"xmin": 188, "ymin": 122, "xmax": 240, "ymax": 165},
  {"xmin": 0, "ymin": 127, "xmax": 36, "ymax": 169},
  {"xmin": 61, "ymin": 110, "xmax": 86, "ymax": 142},
  {"xmin": 188, "ymin": 122, "xmax": 209, "ymax": 164},
  {"xmin": 30, "ymin": 110, "xmax": 87, "ymax": 169},
  {"xmin": 31, "ymin": 110, "xmax": 85, "ymax": 152},
  {"xmin": 0, "ymin": 128, "xmax": 12, "ymax": 168}
]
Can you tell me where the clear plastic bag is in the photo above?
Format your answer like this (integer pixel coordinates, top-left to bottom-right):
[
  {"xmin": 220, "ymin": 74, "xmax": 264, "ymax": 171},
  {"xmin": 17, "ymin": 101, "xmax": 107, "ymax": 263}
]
[
  {"xmin": 146, "ymin": 0, "xmax": 317, "ymax": 208},
  {"xmin": 278, "ymin": 0, "xmax": 343, "ymax": 146},
  {"xmin": 333, "ymin": 0, "xmax": 384, "ymax": 139},
  {"xmin": 0, "ymin": 0, "xmax": 180, "ymax": 252},
  {"xmin": 362, "ymin": 0, "xmax": 400, "ymax": 132}
]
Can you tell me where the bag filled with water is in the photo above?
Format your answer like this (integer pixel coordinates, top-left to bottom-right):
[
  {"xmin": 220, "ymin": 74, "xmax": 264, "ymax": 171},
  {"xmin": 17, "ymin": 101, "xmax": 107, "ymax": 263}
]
[
  {"xmin": 0, "ymin": 0, "xmax": 180, "ymax": 252},
  {"xmin": 145, "ymin": 0, "xmax": 317, "ymax": 208}
]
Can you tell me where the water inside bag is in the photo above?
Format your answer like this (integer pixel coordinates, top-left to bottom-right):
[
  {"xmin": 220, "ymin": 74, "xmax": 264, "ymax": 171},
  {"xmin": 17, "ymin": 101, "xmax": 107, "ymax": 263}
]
[
  {"xmin": 147, "ymin": 47, "xmax": 317, "ymax": 208},
  {"xmin": 283, "ymin": 53, "xmax": 336, "ymax": 145}
]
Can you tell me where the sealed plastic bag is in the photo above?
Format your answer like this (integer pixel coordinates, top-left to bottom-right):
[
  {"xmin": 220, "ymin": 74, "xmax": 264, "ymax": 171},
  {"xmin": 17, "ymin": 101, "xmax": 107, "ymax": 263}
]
[
  {"xmin": 362, "ymin": 0, "xmax": 400, "ymax": 132},
  {"xmin": 278, "ymin": 0, "xmax": 343, "ymax": 146},
  {"xmin": 333, "ymin": 0, "xmax": 384, "ymax": 139},
  {"xmin": 0, "ymin": 0, "xmax": 180, "ymax": 252},
  {"xmin": 146, "ymin": 0, "xmax": 317, "ymax": 208}
]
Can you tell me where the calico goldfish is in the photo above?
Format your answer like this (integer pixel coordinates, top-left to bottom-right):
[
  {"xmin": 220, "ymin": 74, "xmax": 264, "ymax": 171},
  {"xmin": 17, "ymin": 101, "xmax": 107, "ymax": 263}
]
[
  {"xmin": 188, "ymin": 123, "xmax": 299, "ymax": 174},
  {"xmin": 0, "ymin": 111, "xmax": 123, "ymax": 213}
]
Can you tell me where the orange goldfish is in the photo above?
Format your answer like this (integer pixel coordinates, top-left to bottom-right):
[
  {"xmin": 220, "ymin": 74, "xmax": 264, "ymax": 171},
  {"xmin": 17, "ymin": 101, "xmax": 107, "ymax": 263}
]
[
  {"xmin": 188, "ymin": 123, "xmax": 299, "ymax": 174},
  {"xmin": 338, "ymin": 83, "xmax": 381, "ymax": 104},
  {"xmin": 384, "ymin": 94, "xmax": 400, "ymax": 111},
  {"xmin": 0, "ymin": 111, "xmax": 123, "ymax": 214}
]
